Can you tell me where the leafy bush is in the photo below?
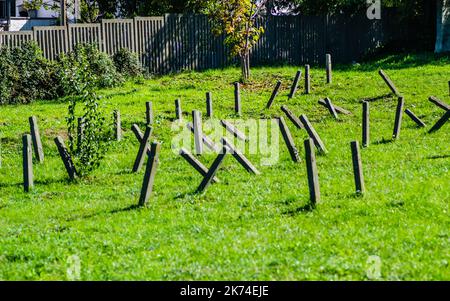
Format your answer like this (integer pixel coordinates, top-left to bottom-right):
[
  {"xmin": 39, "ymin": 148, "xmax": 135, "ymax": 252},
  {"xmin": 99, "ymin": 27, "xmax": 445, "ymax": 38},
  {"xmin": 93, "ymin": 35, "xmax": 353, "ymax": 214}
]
[
  {"xmin": 113, "ymin": 48, "xmax": 143, "ymax": 77},
  {"xmin": 66, "ymin": 90, "xmax": 112, "ymax": 177},
  {"xmin": 56, "ymin": 44, "xmax": 123, "ymax": 96},
  {"xmin": 0, "ymin": 42, "xmax": 58, "ymax": 104}
]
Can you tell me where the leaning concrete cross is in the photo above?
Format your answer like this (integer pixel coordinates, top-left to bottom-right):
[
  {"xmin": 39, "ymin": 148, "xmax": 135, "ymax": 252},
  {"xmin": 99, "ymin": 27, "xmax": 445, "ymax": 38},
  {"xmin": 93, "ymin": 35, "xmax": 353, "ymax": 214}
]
[
  {"xmin": 196, "ymin": 148, "xmax": 228, "ymax": 193},
  {"xmin": 132, "ymin": 126, "xmax": 153, "ymax": 173},
  {"xmin": 206, "ymin": 92, "xmax": 213, "ymax": 118},
  {"xmin": 54, "ymin": 136, "xmax": 77, "ymax": 180},
  {"xmin": 192, "ymin": 110, "xmax": 203, "ymax": 155},
  {"xmin": 429, "ymin": 109, "xmax": 450, "ymax": 133},
  {"xmin": 221, "ymin": 120, "xmax": 248, "ymax": 141},
  {"xmin": 379, "ymin": 69, "xmax": 401, "ymax": 96},
  {"xmin": 362, "ymin": 101, "xmax": 370, "ymax": 147},
  {"xmin": 186, "ymin": 122, "xmax": 219, "ymax": 153},
  {"xmin": 138, "ymin": 142, "xmax": 161, "ymax": 207},
  {"xmin": 428, "ymin": 96, "xmax": 450, "ymax": 111},
  {"xmin": 404, "ymin": 109, "xmax": 426, "ymax": 128},
  {"xmin": 350, "ymin": 141, "xmax": 365, "ymax": 196},
  {"xmin": 179, "ymin": 148, "xmax": 220, "ymax": 183},
  {"xmin": 175, "ymin": 98, "xmax": 182, "ymax": 121},
  {"xmin": 288, "ymin": 70, "xmax": 302, "ymax": 99},
  {"xmin": 29, "ymin": 116, "xmax": 44, "ymax": 163},
  {"xmin": 304, "ymin": 138, "xmax": 320, "ymax": 206},
  {"xmin": 266, "ymin": 80, "xmax": 282, "ymax": 109},
  {"xmin": 23, "ymin": 134, "xmax": 34, "ymax": 192},
  {"xmin": 281, "ymin": 105, "xmax": 304, "ymax": 130},
  {"xmin": 299, "ymin": 115, "xmax": 328, "ymax": 154},
  {"xmin": 146, "ymin": 101, "xmax": 154, "ymax": 125},
  {"xmin": 234, "ymin": 82, "xmax": 241, "ymax": 116},
  {"xmin": 324, "ymin": 97, "xmax": 339, "ymax": 120},
  {"xmin": 221, "ymin": 137, "xmax": 260, "ymax": 175},
  {"xmin": 326, "ymin": 54, "xmax": 332, "ymax": 84},
  {"xmin": 318, "ymin": 99, "xmax": 352, "ymax": 115},
  {"xmin": 131, "ymin": 124, "xmax": 151, "ymax": 155},
  {"xmin": 393, "ymin": 97, "xmax": 405, "ymax": 139},
  {"xmin": 277, "ymin": 116, "xmax": 300, "ymax": 162},
  {"xmin": 305, "ymin": 64, "xmax": 311, "ymax": 94}
]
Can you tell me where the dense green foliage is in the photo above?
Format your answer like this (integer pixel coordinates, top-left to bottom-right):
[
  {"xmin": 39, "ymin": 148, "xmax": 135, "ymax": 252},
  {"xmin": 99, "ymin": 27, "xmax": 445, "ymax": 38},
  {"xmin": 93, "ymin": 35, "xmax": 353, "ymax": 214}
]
[
  {"xmin": 0, "ymin": 43, "xmax": 58, "ymax": 104},
  {"xmin": 0, "ymin": 53, "xmax": 448, "ymax": 280},
  {"xmin": 0, "ymin": 43, "xmax": 136, "ymax": 105},
  {"xmin": 66, "ymin": 90, "xmax": 111, "ymax": 177},
  {"xmin": 113, "ymin": 48, "xmax": 143, "ymax": 78},
  {"xmin": 59, "ymin": 44, "xmax": 115, "ymax": 177},
  {"xmin": 57, "ymin": 43, "xmax": 122, "ymax": 94}
]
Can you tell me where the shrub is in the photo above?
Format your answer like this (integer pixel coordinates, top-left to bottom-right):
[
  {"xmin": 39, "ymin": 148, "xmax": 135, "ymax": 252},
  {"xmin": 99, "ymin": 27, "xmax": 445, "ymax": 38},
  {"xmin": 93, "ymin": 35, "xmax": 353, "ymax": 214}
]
[
  {"xmin": 66, "ymin": 90, "xmax": 112, "ymax": 177},
  {"xmin": 0, "ymin": 42, "xmax": 58, "ymax": 104},
  {"xmin": 56, "ymin": 44, "xmax": 122, "ymax": 96},
  {"xmin": 113, "ymin": 48, "xmax": 143, "ymax": 77}
]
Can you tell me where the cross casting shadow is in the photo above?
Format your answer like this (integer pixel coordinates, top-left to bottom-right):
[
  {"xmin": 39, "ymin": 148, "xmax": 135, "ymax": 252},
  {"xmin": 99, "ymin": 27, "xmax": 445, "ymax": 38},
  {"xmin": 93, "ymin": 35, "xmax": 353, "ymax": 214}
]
[
  {"xmin": 374, "ymin": 138, "xmax": 394, "ymax": 145},
  {"xmin": 360, "ymin": 93, "xmax": 393, "ymax": 102},
  {"xmin": 427, "ymin": 154, "xmax": 450, "ymax": 160},
  {"xmin": 65, "ymin": 204, "xmax": 141, "ymax": 222},
  {"xmin": 283, "ymin": 203, "xmax": 315, "ymax": 216}
]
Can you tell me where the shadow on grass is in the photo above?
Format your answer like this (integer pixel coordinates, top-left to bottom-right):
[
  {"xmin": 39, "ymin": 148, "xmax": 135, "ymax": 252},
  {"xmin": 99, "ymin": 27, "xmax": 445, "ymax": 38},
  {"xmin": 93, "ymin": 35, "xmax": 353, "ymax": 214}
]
[
  {"xmin": 0, "ymin": 182, "xmax": 22, "ymax": 189},
  {"xmin": 333, "ymin": 52, "xmax": 450, "ymax": 72},
  {"xmin": 113, "ymin": 169, "xmax": 134, "ymax": 176},
  {"xmin": 360, "ymin": 93, "xmax": 394, "ymax": 103},
  {"xmin": 374, "ymin": 138, "xmax": 394, "ymax": 145},
  {"xmin": 427, "ymin": 154, "xmax": 450, "ymax": 160},
  {"xmin": 174, "ymin": 191, "xmax": 199, "ymax": 200},
  {"xmin": 283, "ymin": 203, "xmax": 315, "ymax": 216},
  {"xmin": 102, "ymin": 88, "xmax": 139, "ymax": 99},
  {"xmin": 65, "ymin": 204, "xmax": 141, "ymax": 222}
]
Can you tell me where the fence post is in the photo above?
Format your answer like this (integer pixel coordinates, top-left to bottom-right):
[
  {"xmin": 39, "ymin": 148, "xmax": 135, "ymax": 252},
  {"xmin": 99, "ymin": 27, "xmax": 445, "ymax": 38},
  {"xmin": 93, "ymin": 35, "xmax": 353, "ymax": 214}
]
[{"xmin": 23, "ymin": 134, "xmax": 33, "ymax": 192}]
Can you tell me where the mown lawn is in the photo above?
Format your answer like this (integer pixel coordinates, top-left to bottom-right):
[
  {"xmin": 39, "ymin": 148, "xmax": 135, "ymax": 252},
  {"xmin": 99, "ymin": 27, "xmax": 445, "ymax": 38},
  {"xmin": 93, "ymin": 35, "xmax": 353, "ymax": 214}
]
[{"xmin": 0, "ymin": 53, "xmax": 449, "ymax": 280}]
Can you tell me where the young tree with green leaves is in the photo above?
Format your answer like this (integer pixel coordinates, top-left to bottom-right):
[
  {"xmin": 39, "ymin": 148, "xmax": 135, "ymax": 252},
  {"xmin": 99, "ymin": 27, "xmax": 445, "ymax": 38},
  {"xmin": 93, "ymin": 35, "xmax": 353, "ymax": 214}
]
[{"xmin": 195, "ymin": 0, "xmax": 268, "ymax": 81}]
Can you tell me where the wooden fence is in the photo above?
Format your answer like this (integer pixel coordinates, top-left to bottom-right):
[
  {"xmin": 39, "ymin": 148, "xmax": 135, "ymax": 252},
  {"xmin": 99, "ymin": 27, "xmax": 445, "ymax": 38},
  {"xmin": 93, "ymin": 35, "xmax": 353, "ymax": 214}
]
[{"xmin": 0, "ymin": 13, "xmax": 391, "ymax": 74}]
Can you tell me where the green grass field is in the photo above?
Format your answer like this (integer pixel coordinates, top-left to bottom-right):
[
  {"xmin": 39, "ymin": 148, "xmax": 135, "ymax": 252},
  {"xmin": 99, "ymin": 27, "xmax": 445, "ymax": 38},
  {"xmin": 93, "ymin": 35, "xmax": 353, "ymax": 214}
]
[{"xmin": 0, "ymin": 53, "xmax": 449, "ymax": 280}]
